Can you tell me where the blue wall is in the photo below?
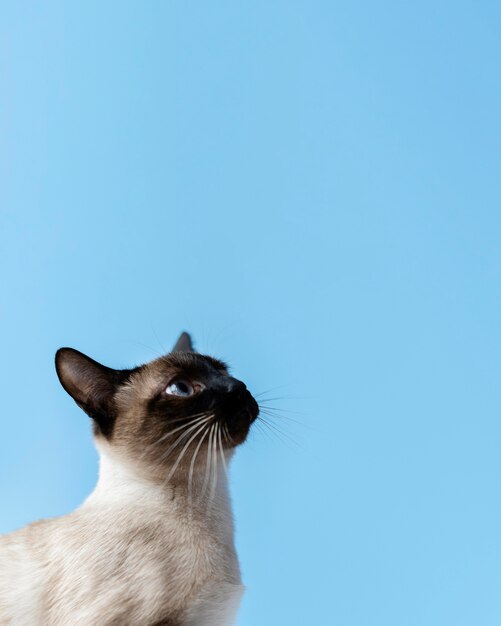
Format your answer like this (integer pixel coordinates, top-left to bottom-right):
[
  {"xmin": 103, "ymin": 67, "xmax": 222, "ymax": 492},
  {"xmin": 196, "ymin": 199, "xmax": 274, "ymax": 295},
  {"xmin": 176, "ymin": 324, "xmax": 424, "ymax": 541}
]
[{"xmin": 1, "ymin": 2, "xmax": 501, "ymax": 624}]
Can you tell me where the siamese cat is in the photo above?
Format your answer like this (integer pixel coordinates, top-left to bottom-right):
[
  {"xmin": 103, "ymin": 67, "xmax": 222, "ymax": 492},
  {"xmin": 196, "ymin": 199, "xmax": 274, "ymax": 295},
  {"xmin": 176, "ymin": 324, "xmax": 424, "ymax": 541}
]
[{"xmin": 0, "ymin": 332, "xmax": 259, "ymax": 626}]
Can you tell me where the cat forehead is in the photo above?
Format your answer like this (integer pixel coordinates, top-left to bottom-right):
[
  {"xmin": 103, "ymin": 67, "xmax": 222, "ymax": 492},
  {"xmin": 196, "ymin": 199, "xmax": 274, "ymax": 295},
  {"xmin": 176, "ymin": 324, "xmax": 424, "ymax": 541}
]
[
  {"xmin": 157, "ymin": 352, "xmax": 228, "ymax": 374},
  {"xmin": 132, "ymin": 352, "xmax": 227, "ymax": 388}
]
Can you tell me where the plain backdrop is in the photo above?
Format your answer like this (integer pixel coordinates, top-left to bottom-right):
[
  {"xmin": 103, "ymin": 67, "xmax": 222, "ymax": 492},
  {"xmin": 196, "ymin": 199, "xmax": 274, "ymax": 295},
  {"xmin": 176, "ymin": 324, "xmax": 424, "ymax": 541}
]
[{"xmin": 1, "ymin": 2, "xmax": 501, "ymax": 625}]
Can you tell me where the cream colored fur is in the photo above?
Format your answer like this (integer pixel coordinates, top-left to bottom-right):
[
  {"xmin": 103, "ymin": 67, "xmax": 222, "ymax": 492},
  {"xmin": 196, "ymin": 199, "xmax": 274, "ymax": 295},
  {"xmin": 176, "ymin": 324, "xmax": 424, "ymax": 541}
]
[{"xmin": 0, "ymin": 441, "xmax": 243, "ymax": 626}]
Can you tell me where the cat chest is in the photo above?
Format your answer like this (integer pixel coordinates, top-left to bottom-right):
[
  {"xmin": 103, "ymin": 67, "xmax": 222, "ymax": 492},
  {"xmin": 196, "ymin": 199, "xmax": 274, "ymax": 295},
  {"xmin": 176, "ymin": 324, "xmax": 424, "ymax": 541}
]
[{"xmin": 43, "ymin": 523, "xmax": 234, "ymax": 622}]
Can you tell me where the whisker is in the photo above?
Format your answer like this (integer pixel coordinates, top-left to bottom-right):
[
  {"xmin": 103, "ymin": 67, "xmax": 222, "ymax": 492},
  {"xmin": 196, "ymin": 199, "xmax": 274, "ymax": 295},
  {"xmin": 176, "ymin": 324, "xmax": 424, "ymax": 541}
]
[
  {"xmin": 156, "ymin": 412, "xmax": 211, "ymax": 441},
  {"xmin": 141, "ymin": 412, "xmax": 211, "ymax": 458},
  {"xmin": 257, "ymin": 396, "xmax": 305, "ymax": 404},
  {"xmin": 253, "ymin": 419, "xmax": 276, "ymax": 444},
  {"xmin": 159, "ymin": 415, "xmax": 213, "ymax": 463},
  {"xmin": 201, "ymin": 423, "xmax": 216, "ymax": 501},
  {"xmin": 151, "ymin": 326, "xmax": 168, "ymax": 355},
  {"xmin": 223, "ymin": 422, "xmax": 234, "ymax": 446},
  {"xmin": 208, "ymin": 422, "xmax": 219, "ymax": 506},
  {"xmin": 256, "ymin": 419, "xmax": 286, "ymax": 445},
  {"xmin": 138, "ymin": 413, "xmax": 208, "ymax": 461},
  {"xmin": 163, "ymin": 412, "xmax": 210, "ymax": 427},
  {"xmin": 254, "ymin": 385, "xmax": 291, "ymax": 398},
  {"xmin": 257, "ymin": 416, "xmax": 303, "ymax": 448},
  {"xmin": 188, "ymin": 425, "xmax": 211, "ymax": 508},
  {"xmin": 218, "ymin": 423, "xmax": 228, "ymax": 478},
  {"xmin": 259, "ymin": 408, "xmax": 309, "ymax": 428},
  {"xmin": 162, "ymin": 413, "xmax": 211, "ymax": 444},
  {"xmin": 258, "ymin": 404, "xmax": 305, "ymax": 416},
  {"xmin": 167, "ymin": 419, "xmax": 212, "ymax": 482}
]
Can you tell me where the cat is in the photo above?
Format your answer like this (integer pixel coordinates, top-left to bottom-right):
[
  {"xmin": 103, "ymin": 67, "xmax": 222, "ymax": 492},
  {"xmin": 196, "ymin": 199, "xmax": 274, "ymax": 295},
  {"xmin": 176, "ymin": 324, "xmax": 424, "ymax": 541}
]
[{"xmin": 0, "ymin": 332, "xmax": 259, "ymax": 625}]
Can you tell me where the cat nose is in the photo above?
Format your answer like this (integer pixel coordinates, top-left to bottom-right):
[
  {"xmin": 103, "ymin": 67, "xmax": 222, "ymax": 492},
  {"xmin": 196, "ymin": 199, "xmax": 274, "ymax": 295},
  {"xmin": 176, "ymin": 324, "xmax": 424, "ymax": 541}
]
[{"xmin": 225, "ymin": 378, "xmax": 247, "ymax": 396}]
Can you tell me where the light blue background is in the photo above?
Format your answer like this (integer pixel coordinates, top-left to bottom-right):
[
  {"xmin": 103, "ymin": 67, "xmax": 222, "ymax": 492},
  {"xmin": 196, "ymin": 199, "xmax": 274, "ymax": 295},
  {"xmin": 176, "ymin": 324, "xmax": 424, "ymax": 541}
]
[{"xmin": 1, "ymin": 2, "xmax": 501, "ymax": 625}]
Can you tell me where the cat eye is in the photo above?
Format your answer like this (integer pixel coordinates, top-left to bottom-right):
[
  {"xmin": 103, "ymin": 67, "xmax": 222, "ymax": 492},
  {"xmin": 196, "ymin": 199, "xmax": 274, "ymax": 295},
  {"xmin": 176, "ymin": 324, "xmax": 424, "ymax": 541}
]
[{"xmin": 165, "ymin": 380, "xmax": 196, "ymax": 398}]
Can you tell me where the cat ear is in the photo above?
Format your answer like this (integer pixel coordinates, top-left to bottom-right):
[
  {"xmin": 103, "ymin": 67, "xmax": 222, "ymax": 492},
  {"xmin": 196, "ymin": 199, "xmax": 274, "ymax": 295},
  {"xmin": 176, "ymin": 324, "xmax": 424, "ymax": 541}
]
[
  {"xmin": 55, "ymin": 348, "xmax": 128, "ymax": 429},
  {"xmin": 172, "ymin": 331, "xmax": 194, "ymax": 352}
]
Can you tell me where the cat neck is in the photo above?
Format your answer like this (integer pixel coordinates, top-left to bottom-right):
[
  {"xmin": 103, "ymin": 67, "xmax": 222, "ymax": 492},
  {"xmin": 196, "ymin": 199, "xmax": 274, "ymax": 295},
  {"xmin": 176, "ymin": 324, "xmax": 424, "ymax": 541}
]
[{"xmin": 82, "ymin": 441, "xmax": 235, "ymax": 533}]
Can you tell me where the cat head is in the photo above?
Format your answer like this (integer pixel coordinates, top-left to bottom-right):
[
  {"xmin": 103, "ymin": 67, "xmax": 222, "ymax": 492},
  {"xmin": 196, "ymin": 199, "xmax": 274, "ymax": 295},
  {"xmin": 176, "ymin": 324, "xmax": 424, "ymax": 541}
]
[{"xmin": 55, "ymin": 333, "xmax": 259, "ymax": 482}]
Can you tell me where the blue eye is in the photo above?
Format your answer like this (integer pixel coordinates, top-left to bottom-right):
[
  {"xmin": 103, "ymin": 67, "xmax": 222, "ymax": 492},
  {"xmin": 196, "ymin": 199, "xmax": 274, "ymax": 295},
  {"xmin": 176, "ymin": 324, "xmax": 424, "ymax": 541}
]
[{"xmin": 165, "ymin": 380, "xmax": 195, "ymax": 397}]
